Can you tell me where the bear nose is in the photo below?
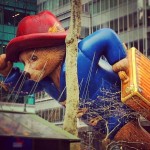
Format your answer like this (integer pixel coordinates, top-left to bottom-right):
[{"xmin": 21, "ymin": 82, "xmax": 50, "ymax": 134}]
[{"xmin": 23, "ymin": 71, "xmax": 30, "ymax": 79}]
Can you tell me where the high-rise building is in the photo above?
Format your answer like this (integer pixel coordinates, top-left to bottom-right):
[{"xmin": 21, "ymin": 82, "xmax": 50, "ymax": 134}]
[
  {"xmin": 0, "ymin": 0, "xmax": 37, "ymax": 106},
  {"xmin": 37, "ymin": 0, "xmax": 150, "ymax": 57}
]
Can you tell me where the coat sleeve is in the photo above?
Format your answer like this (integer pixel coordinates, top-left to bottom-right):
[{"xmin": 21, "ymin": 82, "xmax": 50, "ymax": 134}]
[
  {"xmin": 4, "ymin": 67, "xmax": 43, "ymax": 96},
  {"xmin": 78, "ymin": 28, "xmax": 127, "ymax": 65}
]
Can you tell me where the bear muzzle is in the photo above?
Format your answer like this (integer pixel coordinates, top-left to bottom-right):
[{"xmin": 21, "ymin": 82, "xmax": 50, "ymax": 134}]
[{"xmin": 23, "ymin": 71, "xmax": 31, "ymax": 79}]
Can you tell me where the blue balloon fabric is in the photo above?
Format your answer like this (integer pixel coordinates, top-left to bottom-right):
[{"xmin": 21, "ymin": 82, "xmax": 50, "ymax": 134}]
[{"xmin": 4, "ymin": 28, "xmax": 136, "ymax": 139}]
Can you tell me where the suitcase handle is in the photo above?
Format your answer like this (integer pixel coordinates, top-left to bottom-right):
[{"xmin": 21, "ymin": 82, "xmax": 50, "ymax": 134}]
[{"xmin": 118, "ymin": 71, "xmax": 129, "ymax": 84}]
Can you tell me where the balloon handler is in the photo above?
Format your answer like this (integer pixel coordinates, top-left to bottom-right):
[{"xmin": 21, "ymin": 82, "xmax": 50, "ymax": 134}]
[{"xmin": 0, "ymin": 11, "xmax": 150, "ymax": 148}]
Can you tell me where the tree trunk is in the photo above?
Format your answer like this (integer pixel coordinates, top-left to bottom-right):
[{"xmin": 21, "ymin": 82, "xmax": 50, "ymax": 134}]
[{"xmin": 63, "ymin": 0, "xmax": 81, "ymax": 138}]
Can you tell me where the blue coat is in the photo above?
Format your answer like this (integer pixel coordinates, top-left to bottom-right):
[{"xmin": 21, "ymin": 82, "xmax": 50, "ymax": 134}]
[{"xmin": 5, "ymin": 28, "xmax": 135, "ymax": 139}]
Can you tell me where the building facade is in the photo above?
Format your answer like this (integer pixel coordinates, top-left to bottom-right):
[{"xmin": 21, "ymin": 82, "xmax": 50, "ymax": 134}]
[
  {"xmin": 35, "ymin": 91, "xmax": 65, "ymax": 127},
  {"xmin": 37, "ymin": 0, "xmax": 150, "ymax": 57},
  {"xmin": 0, "ymin": 0, "xmax": 37, "ymax": 106}
]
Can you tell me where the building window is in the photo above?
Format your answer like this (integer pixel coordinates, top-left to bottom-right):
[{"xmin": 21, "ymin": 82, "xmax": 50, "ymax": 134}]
[
  {"xmin": 133, "ymin": 12, "xmax": 137, "ymax": 28},
  {"xmin": 92, "ymin": 0, "xmax": 101, "ymax": 14},
  {"xmin": 42, "ymin": 91, "xmax": 45, "ymax": 98},
  {"xmin": 93, "ymin": 25, "xmax": 96, "ymax": 32},
  {"xmin": 97, "ymin": 0, "xmax": 100, "ymax": 13},
  {"xmin": 89, "ymin": 1, "xmax": 92, "ymax": 14},
  {"xmin": 43, "ymin": 1, "xmax": 48, "ymax": 10},
  {"xmin": 101, "ymin": 22, "xmax": 109, "ymax": 28},
  {"xmin": 3, "ymin": 8, "xmax": 30, "ymax": 26},
  {"xmin": 0, "ymin": 7, "xmax": 3, "ymax": 24},
  {"xmin": 82, "ymin": 3, "xmax": 90, "ymax": 14},
  {"xmin": 101, "ymin": 0, "xmax": 105, "ymax": 12},
  {"xmin": 139, "ymin": 39, "xmax": 144, "ymax": 53},
  {"xmin": 130, "ymin": 41, "xmax": 134, "ymax": 48},
  {"xmin": 0, "ymin": 44, "xmax": 6, "ymax": 53},
  {"xmin": 97, "ymin": 24, "xmax": 100, "ymax": 30},
  {"xmin": 85, "ymin": 27, "xmax": 89, "ymax": 37},
  {"xmin": 58, "ymin": 0, "xmax": 70, "ymax": 8},
  {"xmin": 147, "ymin": 32, "xmax": 150, "ymax": 56},
  {"xmin": 124, "ymin": 16, "xmax": 127, "ymax": 31},
  {"xmin": 105, "ymin": 0, "xmax": 109, "ymax": 10},
  {"xmin": 147, "ymin": 0, "xmax": 150, "ymax": 6},
  {"xmin": 129, "ymin": 13, "xmax": 133, "ymax": 30},
  {"xmin": 52, "ymin": 0, "xmax": 58, "ymax": 10},
  {"xmin": 119, "ymin": 0, "xmax": 127, "ymax": 5},
  {"xmin": 110, "ymin": 20, "xmax": 113, "ymax": 30},
  {"xmin": 119, "ymin": 17, "xmax": 123, "ymax": 32},
  {"xmin": 138, "ymin": 9, "xmax": 144, "ymax": 26},
  {"xmin": 81, "ymin": 27, "xmax": 89, "ymax": 38},
  {"xmin": 38, "ymin": 3, "xmax": 43, "ymax": 11},
  {"xmin": 134, "ymin": 40, "xmax": 138, "ymax": 49},
  {"xmin": 59, "ymin": 0, "xmax": 63, "ymax": 7},
  {"xmin": 85, "ymin": 3, "xmax": 89, "ymax": 13},
  {"xmin": 114, "ymin": 19, "xmax": 118, "ymax": 33},
  {"xmin": 110, "ymin": 0, "xmax": 117, "ymax": 8},
  {"xmin": 93, "ymin": 0, "xmax": 97, "ymax": 14},
  {"xmin": 147, "ymin": 9, "xmax": 150, "ymax": 26},
  {"xmin": 63, "ymin": 0, "xmax": 69, "ymax": 5},
  {"xmin": 114, "ymin": 0, "xmax": 117, "ymax": 7},
  {"xmin": 37, "ymin": 107, "xmax": 65, "ymax": 123},
  {"xmin": 4, "ymin": 8, "xmax": 15, "ymax": 26},
  {"xmin": 109, "ymin": 19, "xmax": 118, "ymax": 33}
]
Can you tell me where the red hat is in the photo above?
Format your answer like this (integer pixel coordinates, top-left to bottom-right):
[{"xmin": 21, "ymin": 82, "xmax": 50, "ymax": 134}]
[{"xmin": 5, "ymin": 10, "xmax": 67, "ymax": 62}]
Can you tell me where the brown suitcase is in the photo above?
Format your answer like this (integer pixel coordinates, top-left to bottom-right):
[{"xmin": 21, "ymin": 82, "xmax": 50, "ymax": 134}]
[{"xmin": 120, "ymin": 47, "xmax": 150, "ymax": 121}]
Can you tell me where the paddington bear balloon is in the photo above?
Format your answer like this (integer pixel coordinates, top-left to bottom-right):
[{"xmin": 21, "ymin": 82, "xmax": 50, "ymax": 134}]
[{"xmin": 0, "ymin": 11, "xmax": 150, "ymax": 148}]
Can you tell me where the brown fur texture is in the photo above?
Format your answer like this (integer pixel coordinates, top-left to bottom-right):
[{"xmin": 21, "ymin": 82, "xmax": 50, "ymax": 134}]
[
  {"xmin": 114, "ymin": 119, "xmax": 150, "ymax": 149},
  {"xmin": 19, "ymin": 45, "xmax": 66, "ymax": 89},
  {"xmin": 0, "ymin": 54, "xmax": 12, "ymax": 77}
]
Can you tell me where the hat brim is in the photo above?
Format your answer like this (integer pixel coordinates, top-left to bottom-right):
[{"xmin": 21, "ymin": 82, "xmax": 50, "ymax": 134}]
[{"xmin": 6, "ymin": 32, "xmax": 67, "ymax": 62}]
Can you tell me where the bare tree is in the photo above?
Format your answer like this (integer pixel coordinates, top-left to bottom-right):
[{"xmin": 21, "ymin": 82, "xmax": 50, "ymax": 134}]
[{"xmin": 63, "ymin": 0, "xmax": 81, "ymax": 137}]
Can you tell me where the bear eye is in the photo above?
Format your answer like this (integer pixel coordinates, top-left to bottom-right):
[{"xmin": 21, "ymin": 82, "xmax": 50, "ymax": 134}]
[{"xmin": 31, "ymin": 55, "xmax": 38, "ymax": 61}]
